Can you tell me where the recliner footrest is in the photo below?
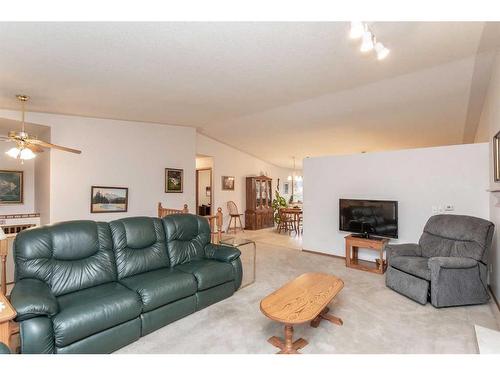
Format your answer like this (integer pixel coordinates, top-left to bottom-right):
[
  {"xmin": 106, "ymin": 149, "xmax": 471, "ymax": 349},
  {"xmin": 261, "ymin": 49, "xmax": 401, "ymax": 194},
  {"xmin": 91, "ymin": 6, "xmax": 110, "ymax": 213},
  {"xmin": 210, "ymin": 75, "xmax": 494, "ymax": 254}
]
[{"xmin": 386, "ymin": 266, "xmax": 429, "ymax": 305}]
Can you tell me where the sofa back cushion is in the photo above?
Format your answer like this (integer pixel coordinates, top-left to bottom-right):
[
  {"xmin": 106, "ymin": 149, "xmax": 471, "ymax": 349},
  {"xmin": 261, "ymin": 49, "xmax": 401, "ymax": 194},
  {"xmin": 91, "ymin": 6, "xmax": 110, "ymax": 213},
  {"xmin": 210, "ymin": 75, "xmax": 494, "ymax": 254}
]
[
  {"xmin": 109, "ymin": 217, "xmax": 169, "ymax": 279},
  {"xmin": 162, "ymin": 214, "xmax": 210, "ymax": 267},
  {"xmin": 14, "ymin": 220, "xmax": 116, "ymax": 296},
  {"xmin": 419, "ymin": 214, "xmax": 494, "ymax": 262}
]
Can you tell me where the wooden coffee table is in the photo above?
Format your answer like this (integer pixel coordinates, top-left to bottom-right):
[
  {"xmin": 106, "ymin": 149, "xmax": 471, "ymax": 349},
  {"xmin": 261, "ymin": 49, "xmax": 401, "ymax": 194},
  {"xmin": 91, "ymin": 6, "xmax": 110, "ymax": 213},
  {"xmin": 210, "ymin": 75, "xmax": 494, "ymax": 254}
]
[{"xmin": 260, "ymin": 272, "xmax": 344, "ymax": 354}]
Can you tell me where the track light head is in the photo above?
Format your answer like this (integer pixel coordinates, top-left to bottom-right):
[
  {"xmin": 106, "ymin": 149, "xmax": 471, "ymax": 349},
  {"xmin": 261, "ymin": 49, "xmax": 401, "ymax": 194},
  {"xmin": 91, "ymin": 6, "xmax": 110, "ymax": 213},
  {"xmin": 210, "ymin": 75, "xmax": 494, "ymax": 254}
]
[
  {"xmin": 349, "ymin": 22, "xmax": 364, "ymax": 39},
  {"xmin": 375, "ymin": 42, "xmax": 390, "ymax": 60}
]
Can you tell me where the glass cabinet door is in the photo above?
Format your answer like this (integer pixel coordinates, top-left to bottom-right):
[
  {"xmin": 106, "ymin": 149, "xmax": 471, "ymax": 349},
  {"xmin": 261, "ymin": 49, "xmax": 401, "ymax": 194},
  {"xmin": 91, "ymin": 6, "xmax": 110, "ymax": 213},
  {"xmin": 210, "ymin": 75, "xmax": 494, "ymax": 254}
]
[
  {"xmin": 255, "ymin": 179, "xmax": 261, "ymax": 207},
  {"xmin": 261, "ymin": 180, "xmax": 267, "ymax": 207},
  {"xmin": 267, "ymin": 180, "xmax": 272, "ymax": 207}
]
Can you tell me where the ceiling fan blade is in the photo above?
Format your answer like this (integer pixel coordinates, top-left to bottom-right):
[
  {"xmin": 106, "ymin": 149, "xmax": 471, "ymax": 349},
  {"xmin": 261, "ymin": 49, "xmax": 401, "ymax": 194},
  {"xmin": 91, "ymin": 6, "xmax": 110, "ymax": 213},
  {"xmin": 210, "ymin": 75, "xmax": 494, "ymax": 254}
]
[
  {"xmin": 29, "ymin": 139, "xmax": 82, "ymax": 154},
  {"xmin": 26, "ymin": 143, "xmax": 44, "ymax": 153}
]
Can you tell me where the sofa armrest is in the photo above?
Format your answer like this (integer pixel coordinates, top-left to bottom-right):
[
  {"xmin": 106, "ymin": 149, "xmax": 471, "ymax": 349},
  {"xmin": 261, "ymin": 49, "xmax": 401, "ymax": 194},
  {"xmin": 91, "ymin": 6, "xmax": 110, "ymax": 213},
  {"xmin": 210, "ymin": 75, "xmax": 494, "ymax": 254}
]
[
  {"xmin": 386, "ymin": 243, "xmax": 421, "ymax": 264},
  {"xmin": 204, "ymin": 243, "xmax": 241, "ymax": 262},
  {"xmin": 10, "ymin": 279, "xmax": 59, "ymax": 322}
]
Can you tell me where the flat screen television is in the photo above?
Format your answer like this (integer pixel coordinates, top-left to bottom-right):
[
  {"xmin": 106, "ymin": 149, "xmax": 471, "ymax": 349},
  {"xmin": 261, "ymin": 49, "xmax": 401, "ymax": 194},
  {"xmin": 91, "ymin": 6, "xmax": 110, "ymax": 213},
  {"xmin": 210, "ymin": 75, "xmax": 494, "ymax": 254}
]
[{"xmin": 339, "ymin": 199, "xmax": 398, "ymax": 239}]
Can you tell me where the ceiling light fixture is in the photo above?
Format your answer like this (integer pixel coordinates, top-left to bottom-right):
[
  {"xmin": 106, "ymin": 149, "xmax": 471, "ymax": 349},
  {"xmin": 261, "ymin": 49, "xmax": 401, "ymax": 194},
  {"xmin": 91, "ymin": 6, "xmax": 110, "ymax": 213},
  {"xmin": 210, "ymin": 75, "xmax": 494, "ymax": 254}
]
[
  {"xmin": 5, "ymin": 95, "xmax": 37, "ymax": 162},
  {"xmin": 360, "ymin": 28, "xmax": 374, "ymax": 53},
  {"xmin": 374, "ymin": 41, "xmax": 390, "ymax": 60},
  {"xmin": 349, "ymin": 22, "xmax": 364, "ymax": 39},
  {"xmin": 349, "ymin": 22, "xmax": 390, "ymax": 61}
]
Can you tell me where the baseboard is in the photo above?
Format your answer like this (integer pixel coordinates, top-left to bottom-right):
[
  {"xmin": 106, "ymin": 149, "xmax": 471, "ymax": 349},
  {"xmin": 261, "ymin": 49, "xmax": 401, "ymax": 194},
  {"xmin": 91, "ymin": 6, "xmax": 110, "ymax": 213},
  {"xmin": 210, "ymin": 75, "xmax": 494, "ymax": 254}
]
[
  {"xmin": 302, "ymin": 248, "xmax": 345, "ymax": 260},
  {"xmin": 489, "ymin": 286, "xmax": 500, "ymax": 312}
]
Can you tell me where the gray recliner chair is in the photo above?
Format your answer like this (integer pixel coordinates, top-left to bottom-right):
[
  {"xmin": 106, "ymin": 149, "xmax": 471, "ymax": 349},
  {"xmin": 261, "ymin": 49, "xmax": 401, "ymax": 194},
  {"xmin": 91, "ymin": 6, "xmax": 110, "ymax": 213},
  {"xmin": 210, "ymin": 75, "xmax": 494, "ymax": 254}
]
[{"xmin": 386, "ymin": 214, "xmax": 494, "ymax": 307}]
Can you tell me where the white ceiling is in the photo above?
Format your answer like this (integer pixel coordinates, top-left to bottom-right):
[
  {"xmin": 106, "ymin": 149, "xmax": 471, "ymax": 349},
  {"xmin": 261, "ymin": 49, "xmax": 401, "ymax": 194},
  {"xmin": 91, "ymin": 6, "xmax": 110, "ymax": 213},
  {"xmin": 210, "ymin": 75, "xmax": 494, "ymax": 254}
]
[{"xmin": 0, "ymin": 22, "xmax": 498, "ymax": 168}]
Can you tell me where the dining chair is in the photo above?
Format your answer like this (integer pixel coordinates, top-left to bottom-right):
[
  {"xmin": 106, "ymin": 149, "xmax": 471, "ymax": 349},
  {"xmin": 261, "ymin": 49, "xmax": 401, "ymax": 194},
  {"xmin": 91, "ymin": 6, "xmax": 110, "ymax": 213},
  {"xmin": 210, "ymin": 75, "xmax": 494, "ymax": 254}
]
[
  {"xmin": 277, "ymin": 208, "xmax": 294, "ymax": 234},
  {"xmin": 227, "ymin": 201, "xmax": 244, "ymax": 234}
]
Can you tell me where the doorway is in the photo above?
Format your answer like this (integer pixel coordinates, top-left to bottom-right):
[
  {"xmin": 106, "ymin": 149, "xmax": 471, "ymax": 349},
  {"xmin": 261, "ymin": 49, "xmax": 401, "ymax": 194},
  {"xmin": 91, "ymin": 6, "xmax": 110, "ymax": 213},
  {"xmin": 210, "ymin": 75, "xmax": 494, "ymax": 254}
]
[{"xmin": 196, "ymin": 167, "xmax": 212, "ymax": 216}]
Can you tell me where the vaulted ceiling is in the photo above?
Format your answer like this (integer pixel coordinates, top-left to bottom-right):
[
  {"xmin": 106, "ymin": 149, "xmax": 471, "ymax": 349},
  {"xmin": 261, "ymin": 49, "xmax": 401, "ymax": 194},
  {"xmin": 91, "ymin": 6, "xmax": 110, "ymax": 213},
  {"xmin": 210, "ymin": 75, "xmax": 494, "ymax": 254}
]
[{"xmin": 0, "ymin": 22, "xmax": 499, "ymax": 168}]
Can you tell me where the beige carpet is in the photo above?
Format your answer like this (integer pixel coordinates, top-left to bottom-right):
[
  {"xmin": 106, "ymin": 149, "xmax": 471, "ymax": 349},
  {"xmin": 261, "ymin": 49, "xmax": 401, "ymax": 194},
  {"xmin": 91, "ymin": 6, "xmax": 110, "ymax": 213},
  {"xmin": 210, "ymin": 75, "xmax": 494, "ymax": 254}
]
[{"xmin": 117, "ymin": 233, "xmax": 500, "ymax": 354}]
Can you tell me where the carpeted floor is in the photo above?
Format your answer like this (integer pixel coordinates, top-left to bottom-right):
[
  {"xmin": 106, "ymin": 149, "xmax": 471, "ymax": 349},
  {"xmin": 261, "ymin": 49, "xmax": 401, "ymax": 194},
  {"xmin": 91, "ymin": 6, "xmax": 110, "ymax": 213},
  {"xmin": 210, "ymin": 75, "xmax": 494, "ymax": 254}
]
[{"xmin": 117, "ymin": 231, "xmax": 500, "ymax": 354}]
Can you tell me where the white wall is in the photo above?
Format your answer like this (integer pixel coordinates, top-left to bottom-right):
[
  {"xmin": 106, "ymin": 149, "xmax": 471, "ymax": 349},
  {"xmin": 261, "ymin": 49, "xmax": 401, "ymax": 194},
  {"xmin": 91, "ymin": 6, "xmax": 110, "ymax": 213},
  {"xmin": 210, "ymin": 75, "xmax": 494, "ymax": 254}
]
[
  {"xmin": 0, "ymin": 142, "xmax": 36, "ymax": 215},
  {"xmin": 476, "ymin": 50, "xmax": 500, "ymax": 300},
  {"xmin": 196, "ymin": 134, "xmax": 293, "ymax": 228},
  {"xmin": 303, "ymin": 143, "xmax": 490, "ymax": 261},
  {"xmin": 0, "ymin": 109, "xmax": 196, "ymax": 223}
]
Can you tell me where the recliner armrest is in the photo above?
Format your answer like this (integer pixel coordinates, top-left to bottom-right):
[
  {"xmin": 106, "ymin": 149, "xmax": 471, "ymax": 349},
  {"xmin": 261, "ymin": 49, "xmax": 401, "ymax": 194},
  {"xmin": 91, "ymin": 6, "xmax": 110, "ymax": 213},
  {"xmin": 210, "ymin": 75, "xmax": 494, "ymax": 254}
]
[
  {"xmin": 10, "ymin": 279, "xmax": 59, "ymax": 322},
  {"xmin": 204, "ymin": 243, "xmax": 241, "ymax": 262},
  {"xmin": 428, "ymin": 256, "xmax": 478, "ymax": 270},
  {"xmin": 386, "ymin": 243, "xmax": 421, "ymax": 264},
  {"xmin": 0, "ymin": 342, "xmax": 10, "ymax": 354}
]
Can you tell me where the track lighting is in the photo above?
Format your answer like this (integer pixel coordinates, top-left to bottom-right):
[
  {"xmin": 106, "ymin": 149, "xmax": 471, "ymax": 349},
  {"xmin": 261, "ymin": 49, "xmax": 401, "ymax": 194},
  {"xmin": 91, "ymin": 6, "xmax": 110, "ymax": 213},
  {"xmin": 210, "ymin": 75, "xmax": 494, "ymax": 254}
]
[
  {"xmin": 374, "ymin": 41, "xmax": 390, "ymax": 60},
  {"xmin": 349, "ymin": 22, "xmax": 390, "ymax": 61},
  {"xmin": 349, "ymin": 22, "xmax": 364, "ymax": 39},
  {"xmin": 360, "ymin": 29, "xmax": 374, "ymax": 52}
]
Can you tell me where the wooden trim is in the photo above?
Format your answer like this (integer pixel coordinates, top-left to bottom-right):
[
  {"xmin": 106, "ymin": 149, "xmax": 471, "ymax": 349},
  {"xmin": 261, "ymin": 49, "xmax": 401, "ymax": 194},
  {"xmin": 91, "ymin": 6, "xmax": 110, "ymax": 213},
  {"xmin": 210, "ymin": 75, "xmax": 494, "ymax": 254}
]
[
  {"xmin": 302, "ymin": 249, "xmax": 345, "ymax": 260},
  {"xmin": 158, "ymin": 202, "xmax": 189, "ymax": 218}
]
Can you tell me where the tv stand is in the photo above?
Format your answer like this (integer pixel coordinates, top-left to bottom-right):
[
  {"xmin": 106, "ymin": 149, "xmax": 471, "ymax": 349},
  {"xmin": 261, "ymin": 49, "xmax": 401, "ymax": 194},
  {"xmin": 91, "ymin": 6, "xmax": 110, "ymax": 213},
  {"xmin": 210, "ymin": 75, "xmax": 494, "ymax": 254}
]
[{"xmin": 345, "ymin": 234, "xmax": 390, "ymax": 274}]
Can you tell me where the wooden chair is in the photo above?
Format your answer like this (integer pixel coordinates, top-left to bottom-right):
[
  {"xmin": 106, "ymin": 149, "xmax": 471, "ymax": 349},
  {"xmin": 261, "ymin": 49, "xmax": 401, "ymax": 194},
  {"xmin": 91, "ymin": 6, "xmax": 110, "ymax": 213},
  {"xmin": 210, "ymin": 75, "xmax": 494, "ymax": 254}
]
[
  {"xmin": 227, "ymin": 201, "xmax": 244, "ymax": 234},
  {"xmin": 277, "ymin": 209, "xmax": 295, "ymax": 234},
  {"xmin": 158, "ymin": 202, "xmax": 188, "ymax": 218}
]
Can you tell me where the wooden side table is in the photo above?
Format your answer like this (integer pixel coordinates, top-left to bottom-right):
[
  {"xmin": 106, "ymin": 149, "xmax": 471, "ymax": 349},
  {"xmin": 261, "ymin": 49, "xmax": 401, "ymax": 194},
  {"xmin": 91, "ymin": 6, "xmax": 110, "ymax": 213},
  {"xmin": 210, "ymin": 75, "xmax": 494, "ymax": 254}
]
[
  {"xmin": 0, "ymin": 293, "xmax": 16, "ymax": 351},
  {"xmin": 345, "ymin": 234, "xmax": 389, "ymax": 274}
]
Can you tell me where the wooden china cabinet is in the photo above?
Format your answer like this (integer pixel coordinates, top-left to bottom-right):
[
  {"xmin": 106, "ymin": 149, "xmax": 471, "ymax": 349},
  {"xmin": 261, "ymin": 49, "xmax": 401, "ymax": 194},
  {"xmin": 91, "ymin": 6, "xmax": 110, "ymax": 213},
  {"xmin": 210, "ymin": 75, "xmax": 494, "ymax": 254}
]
[{"xmin": 245, "ymin": 176, "xmax": 274, "ymax": 230}]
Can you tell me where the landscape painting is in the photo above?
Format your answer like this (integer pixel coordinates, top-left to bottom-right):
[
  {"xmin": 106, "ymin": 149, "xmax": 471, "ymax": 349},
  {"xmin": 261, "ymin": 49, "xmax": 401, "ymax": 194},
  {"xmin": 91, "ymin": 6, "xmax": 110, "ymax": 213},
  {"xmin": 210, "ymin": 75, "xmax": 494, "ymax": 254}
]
[
  {"xmin": 91, "ymin": 186, "xmax": 128, "ymax": 213},
  {"xmin": 165, "ymin": 168, "xmax": 183, "ymax": 193},
  {"xmin": 0, "ymin": 170, "xmax": 23, "ymax": 204}
]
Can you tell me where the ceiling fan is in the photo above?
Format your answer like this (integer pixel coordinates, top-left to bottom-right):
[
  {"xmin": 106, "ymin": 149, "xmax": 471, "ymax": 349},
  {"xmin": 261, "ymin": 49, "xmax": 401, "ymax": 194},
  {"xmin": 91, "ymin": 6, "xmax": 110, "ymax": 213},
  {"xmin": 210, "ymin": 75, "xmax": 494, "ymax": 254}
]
[{"xmin": 0, "ymin": 95, "xmax": 82, "ymax": 162}]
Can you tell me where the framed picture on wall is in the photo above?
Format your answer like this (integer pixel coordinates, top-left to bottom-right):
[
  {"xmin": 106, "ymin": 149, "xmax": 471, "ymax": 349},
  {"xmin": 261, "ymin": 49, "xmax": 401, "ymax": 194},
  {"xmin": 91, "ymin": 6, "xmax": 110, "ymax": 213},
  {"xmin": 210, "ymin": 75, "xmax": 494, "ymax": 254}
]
[
  {"xmin": 221, "ymin": 176, "xmax": 235, "ymax": 190},
  {"xmin": 91, "ymin": 186, "xmax": 128, "ymax": 213},
  {"xmin": 494, "ymin": 131, "xmax": 500, "ymax": 182},
  {"xmin": 165, "ymin": 168, "xmax": 184, "ymax": 193},
  {"xmin": 0, "ymin": 170, "xmax": 23, "ymax": 204}
]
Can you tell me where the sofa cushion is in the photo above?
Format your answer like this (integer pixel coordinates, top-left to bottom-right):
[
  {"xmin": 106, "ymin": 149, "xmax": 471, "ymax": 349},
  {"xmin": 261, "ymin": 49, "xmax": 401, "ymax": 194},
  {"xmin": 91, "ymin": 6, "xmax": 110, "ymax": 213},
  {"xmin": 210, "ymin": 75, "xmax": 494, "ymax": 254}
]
[
  {"xmin": 110, "ymin": 217, "xmax": 169, "ymax": 279},
  {"xmin": 120, "ymin": 268, "xmax": 197, "ymax": 312},
  {"xmin": 162, "ymin": 214, "xmax": 211, "ymax": 267},
  {"xmin": 14, "ymin": 221, "xmax": 116, "ymax": 296},
  {"xmin": 53, "ymin": 282, "xmax": 142, "ymax": 347},
  {"xmin": 176, "ymin": 259, "xmax": 234, "ymax": 290},
  {"xmin": 389, "ymin": 256, "xmax": 431, "ymax": 281}
]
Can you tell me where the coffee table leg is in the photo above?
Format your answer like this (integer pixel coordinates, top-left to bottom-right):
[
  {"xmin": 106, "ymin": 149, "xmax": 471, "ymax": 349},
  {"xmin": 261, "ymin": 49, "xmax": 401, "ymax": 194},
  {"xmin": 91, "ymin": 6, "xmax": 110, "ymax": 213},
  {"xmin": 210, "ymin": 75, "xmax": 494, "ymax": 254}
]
[
  {"xmin": 267, "ymin": 324, "xmax": 308, "ymax": 354},
  {"xmin": 310, "ymin": 307, "xmax": 344, "ymax": 328}
]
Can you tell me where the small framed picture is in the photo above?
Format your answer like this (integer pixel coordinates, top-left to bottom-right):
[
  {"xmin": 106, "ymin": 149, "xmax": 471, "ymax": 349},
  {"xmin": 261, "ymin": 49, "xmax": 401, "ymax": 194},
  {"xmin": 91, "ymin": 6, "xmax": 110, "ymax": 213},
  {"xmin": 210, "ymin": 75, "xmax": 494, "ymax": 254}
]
[
  {"xmin": 165, "ymin": 168, "xmax": 184, "ymax": 193},
  {"xmin": 221, "ymin": 176, "xmax": 235, "ymax": 190},
  {"xmin": 0, "ymin": 170, "xmax": 23, "ymax": 204},
  {"xmin": 494, "ymin": 131, "xmax": 500, "ymax": 182},
  {"xmin": 91, "ymin": 186, "xmax": 128, "ymax": 213}
]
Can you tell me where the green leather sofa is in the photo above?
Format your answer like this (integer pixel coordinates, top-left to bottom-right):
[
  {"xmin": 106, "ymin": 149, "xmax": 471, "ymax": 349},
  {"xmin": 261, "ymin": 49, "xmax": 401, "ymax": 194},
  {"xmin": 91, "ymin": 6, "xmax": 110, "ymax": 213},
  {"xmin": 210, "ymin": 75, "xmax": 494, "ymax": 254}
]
[{"xmin": 9, "ymin": 214, "xmax": 242, "ymax": 354}]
